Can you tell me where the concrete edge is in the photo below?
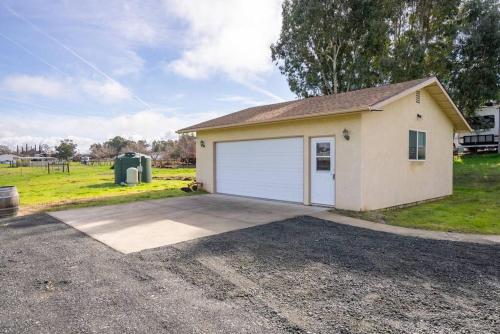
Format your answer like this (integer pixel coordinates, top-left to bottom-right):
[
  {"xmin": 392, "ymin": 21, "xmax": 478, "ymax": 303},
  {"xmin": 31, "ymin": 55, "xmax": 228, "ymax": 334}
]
[
  {"xmin": 310, "ymin": 212, "xmax": 500, "ymax": 245},
  {"xmin": 46, "ymin": 212, "xmax": 129, "ymax": 254}
]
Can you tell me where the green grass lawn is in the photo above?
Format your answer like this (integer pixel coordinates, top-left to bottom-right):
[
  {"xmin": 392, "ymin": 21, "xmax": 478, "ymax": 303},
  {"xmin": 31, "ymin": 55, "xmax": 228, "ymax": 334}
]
[
  {"xmin": 0, "ymin": 163, "xmax": 197, "ymax": 213},
  {"xmin": 335, "ymin": 154, "xmax": 500, "ymax": 235},
  {"xmin": 2, "ymin": 154, "xmax": 498, "ymax": 234}
]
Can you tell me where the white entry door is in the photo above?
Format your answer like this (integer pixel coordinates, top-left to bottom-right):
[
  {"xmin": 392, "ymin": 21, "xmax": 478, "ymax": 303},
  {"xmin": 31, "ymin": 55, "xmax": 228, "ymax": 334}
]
[
  {"xmin": 216, "ymin": 138, "xmax": 303, "ymax": 202},
  {"xmin": 310, "ymin": 137, "xmax": 335, "ymax": 206}
]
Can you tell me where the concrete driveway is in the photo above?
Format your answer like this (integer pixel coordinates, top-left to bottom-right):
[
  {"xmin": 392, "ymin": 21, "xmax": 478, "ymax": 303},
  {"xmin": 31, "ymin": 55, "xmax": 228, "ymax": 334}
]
[{"xmin": 49, "ymin": 194, "xmax": 326, "ymax": 254}]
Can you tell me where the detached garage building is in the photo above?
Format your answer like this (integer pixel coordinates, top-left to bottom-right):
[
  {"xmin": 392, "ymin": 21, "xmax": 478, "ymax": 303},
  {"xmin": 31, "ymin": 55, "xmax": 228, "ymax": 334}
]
[{"xmin": 178, "ymin": 77, "xmax": 471, "ymax": 211}]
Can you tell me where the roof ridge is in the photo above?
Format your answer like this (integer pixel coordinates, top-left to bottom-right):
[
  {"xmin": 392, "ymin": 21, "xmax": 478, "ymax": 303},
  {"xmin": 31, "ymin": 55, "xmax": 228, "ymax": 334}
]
[
  {"xmin": 178, "ymin": 76, "xmax": 439, "ymax": 133},
  {"xmin": 301, "ymin": 76, "xmax": 435, "ymax": 100},
  {"xmin": 240, "ymin": 77, "xmax": 436, "ymax": 110}
]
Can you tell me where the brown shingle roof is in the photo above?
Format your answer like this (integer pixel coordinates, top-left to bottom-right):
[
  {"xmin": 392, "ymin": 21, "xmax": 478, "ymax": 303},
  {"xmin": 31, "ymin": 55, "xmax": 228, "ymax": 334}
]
[{"xmin": 178, "ymin": 77, "xmax": 461, "ymax": 132}]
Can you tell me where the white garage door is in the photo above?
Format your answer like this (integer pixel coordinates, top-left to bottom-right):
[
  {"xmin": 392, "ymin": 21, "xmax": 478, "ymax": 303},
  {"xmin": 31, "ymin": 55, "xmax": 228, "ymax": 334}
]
[{"xmin": 216, "ymin": 138, "xmax": 303, "ymax": 202}]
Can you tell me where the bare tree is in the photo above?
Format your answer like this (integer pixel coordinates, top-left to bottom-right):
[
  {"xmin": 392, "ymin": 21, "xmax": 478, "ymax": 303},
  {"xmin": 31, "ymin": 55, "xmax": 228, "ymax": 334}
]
[
  {"xmin": 0, "ymin": 145, "xmax": 11, "ymax": 154},
  {"xmin": 122, "ymin": 140, "xmax": 150, "ymax": 155},
  {"xmin": 39, "ymin": 143, "xmax": 51, "ymax": 156},
  {"xmin": 87, "ymin": 135, "xmax": 196, "ymax": 164},
  {"xmin": 177, "ymin": 134, "xmax": 196, "ymax": 163}
]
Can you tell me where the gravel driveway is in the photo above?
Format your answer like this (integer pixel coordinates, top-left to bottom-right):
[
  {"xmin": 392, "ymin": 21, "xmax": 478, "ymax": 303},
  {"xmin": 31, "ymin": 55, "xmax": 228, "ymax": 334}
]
[{"xmin": 1, "ymin": 214, "xmax": 498, "ymax": 333}]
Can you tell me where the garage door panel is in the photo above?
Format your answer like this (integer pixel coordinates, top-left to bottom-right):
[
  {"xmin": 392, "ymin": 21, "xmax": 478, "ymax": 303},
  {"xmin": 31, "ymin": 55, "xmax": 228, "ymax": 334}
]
[{"xmin": 216, "ymin": 138, "xmax": 303, "ymax": 202}]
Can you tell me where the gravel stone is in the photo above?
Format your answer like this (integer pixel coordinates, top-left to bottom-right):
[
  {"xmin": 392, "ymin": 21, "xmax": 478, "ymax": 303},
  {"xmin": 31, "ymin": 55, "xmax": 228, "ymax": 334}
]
[{"xmin": 1, "ymin": 214, "xmax": 498, "ymax": 334}]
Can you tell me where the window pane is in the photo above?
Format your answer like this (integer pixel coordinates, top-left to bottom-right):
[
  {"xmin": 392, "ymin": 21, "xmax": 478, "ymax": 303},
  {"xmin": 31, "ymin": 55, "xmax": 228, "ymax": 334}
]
[
  {"xmin": 418, "ymin": 131, "xmax": 426, "ymax": 160},
  {"xmin": 316, "ymin": 142, "xmax": 330, "ymax": 157},
  {"xmin": 409, "ymin": 130, "xmax": 417, "ymax": 159},
  {"xmin": 316, "ymin": 157, "xmax": 330, "ymax": 171}
]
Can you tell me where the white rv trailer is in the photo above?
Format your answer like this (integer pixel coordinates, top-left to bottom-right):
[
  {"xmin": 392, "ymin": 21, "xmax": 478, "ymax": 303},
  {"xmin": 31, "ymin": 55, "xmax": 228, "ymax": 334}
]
[{"xmin": 456, "ymin": 102, "xmax": 499, "ymax": 153}]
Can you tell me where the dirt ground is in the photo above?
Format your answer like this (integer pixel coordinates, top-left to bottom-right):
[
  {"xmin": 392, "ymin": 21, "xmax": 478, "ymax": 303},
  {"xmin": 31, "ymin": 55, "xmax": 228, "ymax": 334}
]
[{"xmin": 0, "ymin": 214, "xmax": 498, "ymax": 333}]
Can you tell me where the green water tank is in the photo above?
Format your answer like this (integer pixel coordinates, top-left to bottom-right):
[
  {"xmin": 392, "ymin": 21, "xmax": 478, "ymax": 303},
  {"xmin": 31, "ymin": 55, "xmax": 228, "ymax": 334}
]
[{"xmin": 114, "ymin": 152, "xmax": 152, "ymax": 184}]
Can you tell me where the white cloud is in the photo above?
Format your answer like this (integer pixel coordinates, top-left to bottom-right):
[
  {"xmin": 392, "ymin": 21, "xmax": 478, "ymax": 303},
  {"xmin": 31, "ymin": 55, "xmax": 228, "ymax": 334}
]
[
  {"xmin": 111, "ymin": 50, "xmax": 145, "ymax": 77},
  {"xmin": 80, "ymin": 79, "xmax": 132, "ymax": 104},
  {"xmin": 1, "ymin": 75, "xmax": 72, "ymax": 99},
  {"xmin": 111, "ymin": 16, "xmax": 158, "ymax": 45},
  {"xmin": 0, "ymin": 109, "xmax": 222, "ymax": 153},
  {"xmin": 165, "ymin": 0, "xmax": 283, "ymax": 81},
  {"xmin": 102, "ymin": 1, "xmax": 166, "ymax": 46},
  {"xmin": 1, "ymin": 74, "xmax": 132, "ymax": 104},
  {"xmin": 19, "ymin": 1, "xmax": 166, "ymax": 46},
  {"xmin": 216, "ymin": 95, "xmax": 270, "ymax": 106}
]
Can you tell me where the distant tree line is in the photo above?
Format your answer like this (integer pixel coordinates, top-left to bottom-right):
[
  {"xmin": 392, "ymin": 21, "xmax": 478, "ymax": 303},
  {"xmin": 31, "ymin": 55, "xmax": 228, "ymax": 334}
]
[
  {"xmin": 0, "ymin": 144, "xmax": 51, "ymax": 156},
  {"xmin": 2, "ymin": 134, "xmax": 196, "ymax": 164},
  {"xmin": 89, "ymin": 135, "xmax": 196, "ymax": 163},
  {"xmin": 272, "ymin": 0, "xmax": 499, "ymax": 116},
  {"xmin": 0, "ymin": 140, "xmax": 77, "ymax": 162}
]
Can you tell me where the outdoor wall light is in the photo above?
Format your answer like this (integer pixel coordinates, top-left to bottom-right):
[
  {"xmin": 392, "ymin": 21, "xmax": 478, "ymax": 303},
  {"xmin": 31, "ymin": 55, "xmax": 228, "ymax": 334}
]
[
  {"xmin": 343, "ymin": 128, "xmax": 350, "ymax": 141},
  {"xmin": 200, "ymin": 140, "xmax": 206, "ymax": 148}
]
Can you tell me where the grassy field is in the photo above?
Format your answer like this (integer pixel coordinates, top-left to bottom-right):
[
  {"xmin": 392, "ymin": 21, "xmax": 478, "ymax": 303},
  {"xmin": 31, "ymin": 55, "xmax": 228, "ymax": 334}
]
[
  {"xmin": 336, "ymin": 154, "xmax": 500, "ymax": 235},
  {"xmin": 0, "ymin": 163, "xmax": 197, "ymax": 213}
]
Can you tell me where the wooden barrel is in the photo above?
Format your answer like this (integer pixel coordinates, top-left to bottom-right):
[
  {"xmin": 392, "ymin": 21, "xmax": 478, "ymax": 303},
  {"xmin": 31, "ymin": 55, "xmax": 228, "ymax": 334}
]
[{"xmin": 0, "ymin": 186, "xmax": 19, "ymax": 219}]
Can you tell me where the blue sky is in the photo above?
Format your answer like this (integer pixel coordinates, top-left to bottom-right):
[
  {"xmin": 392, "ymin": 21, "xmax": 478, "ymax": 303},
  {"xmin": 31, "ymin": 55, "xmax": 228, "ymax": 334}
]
[{"xmin": 0, "ymin": 0, "xmax": 294, "ymax": 152}]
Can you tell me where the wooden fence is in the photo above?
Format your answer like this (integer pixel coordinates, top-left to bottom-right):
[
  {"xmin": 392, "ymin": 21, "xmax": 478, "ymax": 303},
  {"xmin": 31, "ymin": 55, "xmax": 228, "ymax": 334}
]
[{"xmin": 48, "ymin": 162, "xmax": 70, "ymax": 174}]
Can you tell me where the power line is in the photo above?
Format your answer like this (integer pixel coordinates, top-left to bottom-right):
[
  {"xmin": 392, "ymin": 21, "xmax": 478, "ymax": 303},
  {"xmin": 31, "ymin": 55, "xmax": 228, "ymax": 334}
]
[
  {"xmin": 2, "ymin": 3, "xmax": 152, "ymax": 109},
  {"xmin": 0, "ymin": 31, "xmax": 71, "ymax": 77}
]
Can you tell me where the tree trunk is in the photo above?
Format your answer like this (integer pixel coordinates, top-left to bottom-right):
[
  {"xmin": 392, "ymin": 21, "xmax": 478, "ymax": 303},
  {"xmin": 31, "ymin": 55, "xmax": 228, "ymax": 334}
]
[
  {"xmin": 332, "ymin": 43, "xmax": 340, "ymax": 94},
  {"xmin": 308, "ymin": 37, "xmax": 332, "ymax": 95}
]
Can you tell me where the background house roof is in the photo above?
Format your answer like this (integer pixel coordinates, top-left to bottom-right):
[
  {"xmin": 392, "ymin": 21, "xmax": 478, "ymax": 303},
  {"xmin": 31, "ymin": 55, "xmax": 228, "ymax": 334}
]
[{"xmin": 178, "ymin": 77, "xmax": 471, "ymax": 132}]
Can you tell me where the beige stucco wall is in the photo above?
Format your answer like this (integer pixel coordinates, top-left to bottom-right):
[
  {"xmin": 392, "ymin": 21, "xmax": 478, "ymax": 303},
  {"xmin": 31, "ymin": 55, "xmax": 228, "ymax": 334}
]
[
  {"xmin": 360, "ymin": 88, "xmax": 454, "ymax": 210},
  {"xmin": 195, "ymin": 114, "xmax": 363, "ymax": 210}
]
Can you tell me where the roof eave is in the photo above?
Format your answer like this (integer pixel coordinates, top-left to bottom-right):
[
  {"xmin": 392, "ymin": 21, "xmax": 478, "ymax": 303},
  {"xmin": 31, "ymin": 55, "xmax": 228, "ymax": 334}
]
[
  {"xmin": 176, "ymin": 107, "xmax": 370, "ymax": 133},
  {"xmin": 433, "ymin": 79, "xmax": 473, "ymax": 132}
]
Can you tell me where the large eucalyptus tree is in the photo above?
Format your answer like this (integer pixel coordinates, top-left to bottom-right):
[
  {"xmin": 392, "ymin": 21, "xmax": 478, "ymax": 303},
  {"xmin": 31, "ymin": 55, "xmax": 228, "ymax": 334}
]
[
  {"xmin": 272, "ymin": 0, "xmax": 499, "ymax": 117},
  {"xmin": 271, "ymin": 0, "xmax": 391, "ymax": 97}
]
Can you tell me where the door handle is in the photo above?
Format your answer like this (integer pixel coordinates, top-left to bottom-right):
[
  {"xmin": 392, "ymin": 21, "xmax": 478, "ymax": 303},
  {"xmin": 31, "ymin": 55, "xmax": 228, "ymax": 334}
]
[{"xmin": 332, "ymin": 173, "xmax": 335, "ymax": 180}]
